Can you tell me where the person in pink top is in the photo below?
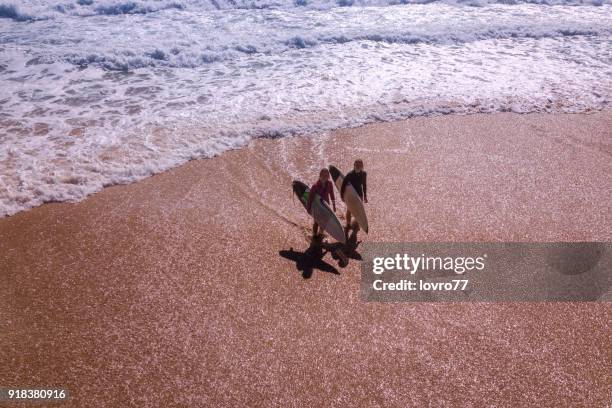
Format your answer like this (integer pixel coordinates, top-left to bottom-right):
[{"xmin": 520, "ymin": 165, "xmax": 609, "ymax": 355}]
[{"xmin": 307, "ymin": 168, "xmax": 336, "ymax": 239}]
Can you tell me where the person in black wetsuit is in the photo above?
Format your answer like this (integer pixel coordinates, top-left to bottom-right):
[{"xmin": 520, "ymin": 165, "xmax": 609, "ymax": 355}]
[{"xmin": 340, "ymin": 159, "xmax": 367, "ymax": 233}]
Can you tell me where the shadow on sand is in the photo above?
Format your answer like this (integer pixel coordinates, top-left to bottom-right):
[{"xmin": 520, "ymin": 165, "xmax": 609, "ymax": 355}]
[{"xmin": 280, "ymin": 226, "xmax": 363, "ymax": 279}]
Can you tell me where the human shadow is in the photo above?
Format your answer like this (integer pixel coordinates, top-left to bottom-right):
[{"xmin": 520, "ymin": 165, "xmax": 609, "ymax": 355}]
[
  {"xmin": 279, "ymin": 235, "xmax": 339, "ymax": 279},
  {"xmin": 280, "ymin": 227, "xmax": 364, "ymax": 279}
]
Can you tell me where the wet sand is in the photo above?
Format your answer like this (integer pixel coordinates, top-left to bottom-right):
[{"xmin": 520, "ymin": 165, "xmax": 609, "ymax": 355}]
[{"xmin": 1, "ymin": 112, "xmax": 611, "ymax": 407}]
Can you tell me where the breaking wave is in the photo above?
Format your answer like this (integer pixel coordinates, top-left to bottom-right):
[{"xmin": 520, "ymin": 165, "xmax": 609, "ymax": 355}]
[{"xmin": 0, "ymin": 0, "xmax": 609, "ymax": 22}]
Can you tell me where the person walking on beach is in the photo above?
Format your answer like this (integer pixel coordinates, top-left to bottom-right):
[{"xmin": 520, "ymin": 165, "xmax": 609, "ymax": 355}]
[
  {"xmin": 341, "ymin": 159, "xmax": 367, "ymax": 234},
  {"xmin": 307, "ymin": 168, "xmax": 336, "ymax": 239}
]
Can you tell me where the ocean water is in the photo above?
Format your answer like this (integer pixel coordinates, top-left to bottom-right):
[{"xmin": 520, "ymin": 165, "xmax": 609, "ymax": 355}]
[{"xmin": 0, "ymin": 0, "xmax": 610, "ymax": 216}]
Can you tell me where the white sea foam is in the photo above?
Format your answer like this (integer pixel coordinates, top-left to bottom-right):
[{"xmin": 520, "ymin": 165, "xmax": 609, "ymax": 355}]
[
  {"xmin": 0, "ymin": 0, "xmax": 611, "ymax": 216},
  {"xmin": 0, "ymin": 0, "xmax": 610, "ymax": 22}
]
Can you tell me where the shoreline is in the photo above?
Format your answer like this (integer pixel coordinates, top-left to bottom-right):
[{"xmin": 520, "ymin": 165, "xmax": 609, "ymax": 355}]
[
  {"xmin": 5, "ymin": 109, "xmax": 611, "ymax": 238},
  {"xmin": 2, "ymin": 108, "xmax": 611, "ymax": 220},
  {"xmin": 1, "ymin": 111, "xmax": 611, "ymax": 407}
]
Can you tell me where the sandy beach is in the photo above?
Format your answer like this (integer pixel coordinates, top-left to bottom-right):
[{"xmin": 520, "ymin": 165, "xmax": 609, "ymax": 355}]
[{"xmin": 1, "ymin": 111, "xmax": 611, "ymax": 407}]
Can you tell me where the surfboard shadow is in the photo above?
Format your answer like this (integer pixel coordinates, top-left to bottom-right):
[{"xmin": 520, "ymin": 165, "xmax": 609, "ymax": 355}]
[
  {"xmin": 279, "ymin": 228, "xmax": 363, "ymax": 279},
  {"xmin": 279, "ymin": 246, "xmax": 339, "ymax": 279},
  {"xmin": 280, "ymin": 234, "xmax": 340, "ymax": 279},
  {"xmin": 342, "ymin": 227, "xmax": 363, "ymax": 260}
]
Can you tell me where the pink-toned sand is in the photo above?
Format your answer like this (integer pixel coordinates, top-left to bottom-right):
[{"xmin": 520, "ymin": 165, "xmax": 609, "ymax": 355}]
[{"xmin": 1, "ymin": 112, "xmax": 610, "ymax": 407}]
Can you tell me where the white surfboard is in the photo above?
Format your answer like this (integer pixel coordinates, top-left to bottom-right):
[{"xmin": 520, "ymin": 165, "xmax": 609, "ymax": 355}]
[
  {"xmin": 293, "ymin": 180, "xmax": 346, "ymax": 244},
  {"xmin": 329, "ymin": 165, "xmax": 368, "ymax": 233}
]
